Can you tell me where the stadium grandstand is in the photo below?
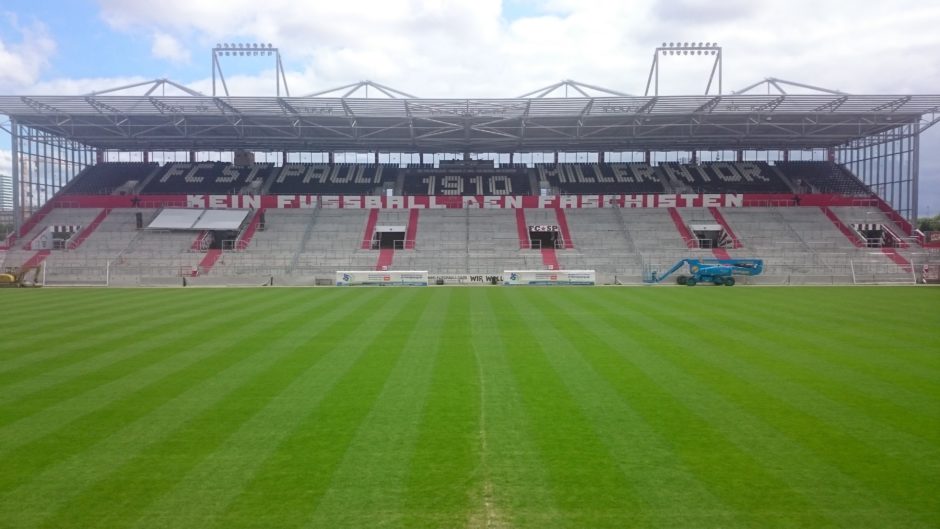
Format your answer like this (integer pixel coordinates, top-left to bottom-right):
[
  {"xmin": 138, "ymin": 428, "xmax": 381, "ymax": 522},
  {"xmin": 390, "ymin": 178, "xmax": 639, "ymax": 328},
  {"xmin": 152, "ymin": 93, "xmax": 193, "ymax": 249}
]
[{"xmin": 1, "ymin": 70, "xmax": 939, "ymax": 286}]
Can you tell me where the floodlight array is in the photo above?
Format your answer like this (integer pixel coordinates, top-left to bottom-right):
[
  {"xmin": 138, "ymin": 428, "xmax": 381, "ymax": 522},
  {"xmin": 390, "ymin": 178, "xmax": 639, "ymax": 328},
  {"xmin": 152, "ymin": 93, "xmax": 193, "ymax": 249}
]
[
  {"xmin": 659, "ymin": 41, "xmax": 719, "ymax": 56},
  {"xmin": 214, "ymin": 43, "xmax": 276, "ymax": 56}
]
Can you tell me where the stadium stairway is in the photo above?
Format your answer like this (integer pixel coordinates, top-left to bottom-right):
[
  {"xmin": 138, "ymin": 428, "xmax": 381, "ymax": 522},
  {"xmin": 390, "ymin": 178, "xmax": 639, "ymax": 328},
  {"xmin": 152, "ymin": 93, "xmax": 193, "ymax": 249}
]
[
  {"xmin": 67, "ymin": 208, "xmax": 111, "ymax": 250},
  {"xmin": 21, "ymin": 250, "xmax": 51, "ymax": 269},
  {"xmin": 667, "ymin": 207, "xmax": 697, "ymax": 248},
  {"xmin": 708, "ymin": 207, "xmax": 742, "ymax": 248},
  {"xmin": 361, "ymin": 209, "xmax": 380, "ymax": 249},
  {"xmin": 880, "ymin": 248, "xmax": 913, "ymax": 272},
  {"xmin": 820, "ymin": 206, "xmax": 865, "ymax": 247},
  {"xmin": 191, "ymin": 231, "xmax": 212, "ymax": 251},
  {"xmin": 711, "ymin": 247, "xmax": 732, "ymax": 259},
  {"xmin": 514, "ymin": 209, "xmax": 529, "ymax": 248},
  {"xmin": 540, "ymin": 248, "xmax": 561, "ymax": 269},
  {"xmin": 554, "ymin": 208, "xmax": 574, "ymax": 249},
  {"xmin": 196, "ymin": 249, "xmax": 223, "ymax": 276},
  {"xmin": 235, "ymin": 208, "xmax": 265, "ymax": 249},
  {"xmin": 376, "ymin": 248, "xmax": 395, "ymax": 270},
  {"xmin": 405, "ymin": 209, "xmax": 419, "ymax": 249}
]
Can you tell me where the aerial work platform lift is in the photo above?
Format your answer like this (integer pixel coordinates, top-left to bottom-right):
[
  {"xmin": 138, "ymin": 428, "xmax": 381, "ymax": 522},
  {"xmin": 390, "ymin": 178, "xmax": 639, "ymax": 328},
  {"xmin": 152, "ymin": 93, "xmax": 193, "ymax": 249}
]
[{"xmin": 646, "ymin": 258, "xmax": 763, "ymax": 286}]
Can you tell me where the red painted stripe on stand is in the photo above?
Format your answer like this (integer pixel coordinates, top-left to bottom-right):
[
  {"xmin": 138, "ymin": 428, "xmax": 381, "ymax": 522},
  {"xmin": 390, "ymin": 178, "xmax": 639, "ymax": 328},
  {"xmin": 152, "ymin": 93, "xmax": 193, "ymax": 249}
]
[
  {"xmin": 9, "ymin": 202, "xmax": 54, "ymax": 248},
  {"xmin": 708, "ymin": 207, "xmax": 742, "ymax": 248},
  {"xmin": 881, "ymin": 248, "xmax": 912, "ymax": 272},
  {"xmin": 667, "ymin": 208, "xmax": 697, "ymax": 248},
  {"xmin": 880, "ymin": 224, "xmax": 909, "ymax": 248},
  {"xmin": 515, "ymin": 209, "xmax": 529, "ymax": 248},
  {"xmin": 540, "ymin": 248, "xmax": 560, "ymax": 269},
  {"xmin": 376, "ymin": 248, "xmax": 395, "ymax": 270},
  {"xmin": 191, "ymin": 231, "xmax": 210, "ymax": 251},
  {"xmin": 22, "ymin": 250, "xmax": 51, "ymax": 269},
  {"xmin": 236, "ymin": 208, "xmax": 264, "ymax": 249},
  {"xmin": 405, "ymin": 209, "xmax": 419, "ymax": 249},
  {"xmin": 554, "ymin": 208, "xmax": 574, "ymax": 249},
  {"xmin": 68, "ymin": 209, "xmax": 111, "ymax": 250},
  {"xmin": 196, "ymin": 249, "xmax": 223, "ymax": 275},
  {"xmin": 711, "ymin": 247, "xmax": 732, "ymax": 259},
  {"xmin": 361, "ymin": 209, "xmax": 379, "ymax": 249},
  {"xmin": 820, "ymin": 206, "xmax": 864, "ymax": 247}
]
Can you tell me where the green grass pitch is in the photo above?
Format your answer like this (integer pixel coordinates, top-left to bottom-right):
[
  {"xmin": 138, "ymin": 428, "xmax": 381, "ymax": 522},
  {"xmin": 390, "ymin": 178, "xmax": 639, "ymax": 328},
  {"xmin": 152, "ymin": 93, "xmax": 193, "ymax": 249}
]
[{"xmin": 0, "ymin": 286, "xmax": 938, "ymax": 529}]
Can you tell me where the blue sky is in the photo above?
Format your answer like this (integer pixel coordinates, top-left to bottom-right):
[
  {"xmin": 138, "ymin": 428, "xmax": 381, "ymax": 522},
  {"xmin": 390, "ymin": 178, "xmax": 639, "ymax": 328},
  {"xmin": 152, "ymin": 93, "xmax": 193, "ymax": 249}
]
[{"xmin": 0, "ymin": 0, "xmax": 938, "ymax": 215}]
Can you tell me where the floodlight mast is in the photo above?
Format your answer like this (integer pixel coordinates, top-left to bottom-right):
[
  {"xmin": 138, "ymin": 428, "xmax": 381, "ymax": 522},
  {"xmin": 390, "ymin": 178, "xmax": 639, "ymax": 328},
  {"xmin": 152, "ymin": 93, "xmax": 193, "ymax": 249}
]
[
  {"xmin": 644, "ymin": 42, "xmax": 722, "ymax": 96},
  {"xmin": 211, "ymin": 43, "xmax": 290, "ymax": 97}
]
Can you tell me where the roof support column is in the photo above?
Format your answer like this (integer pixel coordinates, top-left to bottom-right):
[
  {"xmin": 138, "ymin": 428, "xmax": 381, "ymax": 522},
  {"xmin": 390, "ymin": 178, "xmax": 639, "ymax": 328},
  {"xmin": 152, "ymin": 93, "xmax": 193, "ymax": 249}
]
[
  {"xmin": 329, "ymin": 152, "xmax": 335, "ymax": 165},
  {"xmin": 189, "ymin": 150, "xmax": 196, "ymax": 163},
  {"xmin": 911, "ymin": 126, "xmax": 920, "ymax": 222},
  {"xmin": 10, "ymin": 118, "xmax": 20, "ymax": 236}
]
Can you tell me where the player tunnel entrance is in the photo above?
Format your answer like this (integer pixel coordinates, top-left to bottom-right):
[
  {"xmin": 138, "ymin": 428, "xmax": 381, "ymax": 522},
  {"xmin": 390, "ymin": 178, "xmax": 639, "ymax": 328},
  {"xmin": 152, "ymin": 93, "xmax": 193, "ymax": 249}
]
[
  {"xmin": 690, "ymin": 223, "xmax": 730, "ymax": 249},
  {"xmin": 372, "ymin": 226, "xmax": 407, "ymax": 249},
  {"xmin": 852, "ymin": 223, "xmax": 902, "ymax": 248},
  {"xmin": 528, "ymin": 225, "xmax": 561, "ymax": 249}
]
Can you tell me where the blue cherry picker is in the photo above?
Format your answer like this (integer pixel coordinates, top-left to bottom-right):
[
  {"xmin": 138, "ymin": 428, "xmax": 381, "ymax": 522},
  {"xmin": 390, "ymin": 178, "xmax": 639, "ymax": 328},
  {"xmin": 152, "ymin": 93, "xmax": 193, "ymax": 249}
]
[{"xmin": 645, "ymin": 258, "xmax": 763, "ymax": 286}]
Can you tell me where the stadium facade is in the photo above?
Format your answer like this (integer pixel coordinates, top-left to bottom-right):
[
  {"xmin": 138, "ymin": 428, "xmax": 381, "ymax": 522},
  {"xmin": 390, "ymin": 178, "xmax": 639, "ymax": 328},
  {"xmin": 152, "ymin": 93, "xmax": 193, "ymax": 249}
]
[{"xmin": 0, "ymin": 76, "xmax": 938, "ymax": 286}]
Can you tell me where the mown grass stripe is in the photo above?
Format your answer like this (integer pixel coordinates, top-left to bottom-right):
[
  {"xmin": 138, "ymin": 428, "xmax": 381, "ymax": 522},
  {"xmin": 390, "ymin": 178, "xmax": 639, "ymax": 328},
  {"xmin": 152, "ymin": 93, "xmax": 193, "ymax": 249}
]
[
  {"xmin": 464, "ymin": 288, "xmax": 560, "ymax": 529},
  {"xmin": 0, "ymin": 289, "xmax": 225, "ymax": 376},
  {"xmin": 0, "ymin": 288, "xmax": 253, "ymax": 396},
  {"xmin": 0, "ymin": 290, "xmax": 158, "ymax": 336},
  {"xmin": 0, "ymin": 288, "xmax": 370, "ymax": 529},
  {"xmin": 527, "ymin": 288, "xmax": 840, "ymax": 528},
  {"xmin": 509, "ymin": 288, "xmax": 745, "ymax": 528},
  {"xmin": 0, "ymin": 286, "xmax": 936, "ymax": 529},
  {"xmin": 675, "ymin": 294, "xmax": 940, "ymax": 446},
  {"xmin": 0, "ymin": 288, "xmax": 329, "ymax": 483},
  {"xmin": 562, "ymin": 288, "xmax": 932, "ymax": 528},
  {"xmin": 490, "ymin": 288, "xmax": 646, "ymax": 529},
  {"xmin": 625, "ymin": 293, "xmax": 939, "ymax": 519},
  {"xmin": 398, "ymin": 289, "xmax": 482, "ymax": 528},
  {"xmin": 0, "ymin": 289, "xmax": 273, "ymax": 425},
  {"xmin": 208, "ymin": 289, "xmax": 433, "ymax": 529},
  {"xmin": 30, "ymin": 289, "xmax": 393, "ymax": 529},
  {"xmin": 696, "ymin": 292, "xmax": 940, "ymax": 419},
  {"xmin": 305, "ymin": 289, "xmax": 453, "ymax": 528},
  {"xmin": 126, "ymin": 289, "xmax": 419, "ymax": 529}
]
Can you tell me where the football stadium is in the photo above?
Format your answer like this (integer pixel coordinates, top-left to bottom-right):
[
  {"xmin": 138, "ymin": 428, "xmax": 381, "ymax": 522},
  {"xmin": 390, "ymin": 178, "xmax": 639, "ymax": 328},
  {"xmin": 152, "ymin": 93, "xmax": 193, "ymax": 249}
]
[{"xmin": 1, "ymin": 14, "xmax": 939, "ymax": 529}]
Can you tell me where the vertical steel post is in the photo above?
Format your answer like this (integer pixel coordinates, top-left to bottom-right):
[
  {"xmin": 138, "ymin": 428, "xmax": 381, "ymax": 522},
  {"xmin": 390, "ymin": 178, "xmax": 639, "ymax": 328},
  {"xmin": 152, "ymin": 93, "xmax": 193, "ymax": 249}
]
[{"xmin": 10, "ymin": 118, "xmax": 20, "ymax": 235}]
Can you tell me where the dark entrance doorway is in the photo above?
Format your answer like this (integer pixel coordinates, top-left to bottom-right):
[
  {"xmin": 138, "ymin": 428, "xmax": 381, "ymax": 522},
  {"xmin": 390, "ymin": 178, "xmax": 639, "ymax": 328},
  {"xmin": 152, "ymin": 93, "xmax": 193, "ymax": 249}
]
[
  {"xmin": 528, "ymin": 225, "xmax": 560, "ymax": 249},
  {"xmin": 373, "ymin": 230, "xmax": 406, "ymax": 249}
]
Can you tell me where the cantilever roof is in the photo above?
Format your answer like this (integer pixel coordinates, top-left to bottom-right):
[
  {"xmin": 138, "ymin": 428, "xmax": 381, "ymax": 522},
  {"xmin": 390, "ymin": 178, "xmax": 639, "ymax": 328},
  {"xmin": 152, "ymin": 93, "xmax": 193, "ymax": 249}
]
[{"xmin": 1, "ymin": 93, "xmax": 938, "ymax": 152}]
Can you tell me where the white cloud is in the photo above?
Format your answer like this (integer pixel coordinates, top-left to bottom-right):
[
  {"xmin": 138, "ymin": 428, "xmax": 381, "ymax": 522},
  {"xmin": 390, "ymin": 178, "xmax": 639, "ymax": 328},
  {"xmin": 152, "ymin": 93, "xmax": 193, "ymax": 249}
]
[
  {"xmin": 93, "ymin": 0, "xmax": 940, "ymax": 97},
  {"xmin": 27, "ymin": 76, "xmax": 153, "ymax": 96},
  {"xmin": 151, "ymin": 32, "xmax": 190, "ymax": 64},
  {"xmin": 0, "ymin": 15, "xmax": 56, "ymax": 90}
]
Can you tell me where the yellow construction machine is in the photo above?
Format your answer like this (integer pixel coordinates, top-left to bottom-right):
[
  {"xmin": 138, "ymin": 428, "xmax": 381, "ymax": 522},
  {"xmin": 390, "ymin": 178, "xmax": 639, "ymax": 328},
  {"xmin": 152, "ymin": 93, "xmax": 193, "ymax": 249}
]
[{"xmin": 0, "ymin": 266, "xmax": 42, "ymax": 287}]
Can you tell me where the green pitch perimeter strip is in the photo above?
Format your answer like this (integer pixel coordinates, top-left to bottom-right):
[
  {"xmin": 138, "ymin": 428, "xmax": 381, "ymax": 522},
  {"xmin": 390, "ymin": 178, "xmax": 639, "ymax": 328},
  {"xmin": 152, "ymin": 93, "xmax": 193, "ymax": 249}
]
[{"xmin": 0, "ymin": 287, "xmax": 938, "ymax": 529}]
